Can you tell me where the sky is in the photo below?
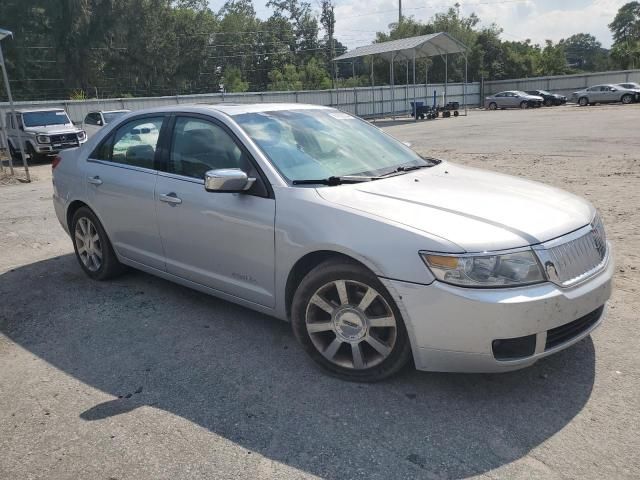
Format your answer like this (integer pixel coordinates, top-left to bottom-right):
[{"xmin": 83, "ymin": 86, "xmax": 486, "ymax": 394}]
[{"xmin": 208, "ymin": 0, "xmax": 629, "ymax": 49}]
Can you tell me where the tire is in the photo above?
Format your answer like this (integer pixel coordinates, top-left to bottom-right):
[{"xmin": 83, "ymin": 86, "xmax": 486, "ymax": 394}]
[
  {"xmin": 26, "ymin": 143, "xmax": 42, "ymax": 162},
  {"xmin": 291, "ymin": 259, "xmax": 412, "ymax": 382},
  {"xmin": 520, "ymin": 101, "xmax": 528, "ymax": 109},
  {"xmin": 621, "ymin": 94, "xmax": 633, "ymax": 105},
  {"xmin": 544, "ymin": 99, "xmax": 553, "ymax": 107},
  {"xmin": 487, "ymin": 102, "xmax": 497, "ymax": 110},
  {"xmin": 578, "ymin": 97, "xmax": 589, "ymax": 107},
  {"xmin": 71, "ymin": 206, "xmax": 126, "ymax": 281}
]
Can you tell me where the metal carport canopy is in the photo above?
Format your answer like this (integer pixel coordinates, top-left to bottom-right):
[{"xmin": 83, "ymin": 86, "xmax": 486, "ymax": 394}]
[{"xmin": 333, "ymin": 32, "xmax": 467, "ymax": 62}]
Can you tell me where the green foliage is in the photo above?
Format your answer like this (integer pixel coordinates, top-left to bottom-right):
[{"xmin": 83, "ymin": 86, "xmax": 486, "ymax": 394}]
[
  {"xmin": 223, "ymin": 66, "xmax": 249, "ymax": 92},
  {"xmin": 69, "ymin": 89, "xmax": 87, "ymax": 100},
  {"xmin": 0, "ymin": 0, "xmax": 636, "ymax": 101},
  {"xmin": 609, "ymin": 2, "xmax": 640, "ymax": 69}
]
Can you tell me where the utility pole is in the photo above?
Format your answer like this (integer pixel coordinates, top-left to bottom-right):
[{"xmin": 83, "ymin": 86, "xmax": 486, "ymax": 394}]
[
  {"xmin": 399, "ymin": 0, "xmax": 402, "ymax": 24},
  {"xmin": 0, "ymin": 28, "xmax": 30, "ymax": 182}
]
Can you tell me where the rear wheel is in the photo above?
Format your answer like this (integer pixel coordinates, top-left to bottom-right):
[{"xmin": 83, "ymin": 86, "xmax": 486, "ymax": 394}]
[
  {"xmin": 487, "ymin": 102, "xmax": 497, "ymax": 110},
  {"xmin": 621, "ymin": 94, "xmax": 633, "ymax": 104},
  {"xmin": 291, "ymin": 260, "xmax": 412, "ymax": 382},
  {"xmin": 71, "ymin": 207, "xmax": 125, "ymax": 280},
  {"xmin": 578, "ymin": 97, "xmax": 589, "ymax": 107},
  {"xmin": 544, "ymin": 98, "xmax": 553, "ymax": 107}
]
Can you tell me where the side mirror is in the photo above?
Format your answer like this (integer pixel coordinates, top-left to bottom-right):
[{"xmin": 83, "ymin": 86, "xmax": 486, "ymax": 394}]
[{"xmin": 205, "ymin": 168, "xmax": 255, "ymax": 193}]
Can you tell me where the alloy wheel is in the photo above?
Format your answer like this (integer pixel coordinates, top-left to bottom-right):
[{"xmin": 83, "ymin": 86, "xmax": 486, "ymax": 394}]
[
  {"xmin": 305, "ymin": 280, "xmax": 397, "ymax": 370},
  {"xmin": 74, "ymin": 217, "xmax": 103, "ymax": 272}
]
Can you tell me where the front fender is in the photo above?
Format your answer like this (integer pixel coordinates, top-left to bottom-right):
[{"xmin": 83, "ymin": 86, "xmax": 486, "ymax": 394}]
[{"xmin": 272, "ymin": 186, "xmax": 456, "ymax": 319}]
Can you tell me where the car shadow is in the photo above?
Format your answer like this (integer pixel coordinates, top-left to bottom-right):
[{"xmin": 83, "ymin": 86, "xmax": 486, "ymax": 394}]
[{"xmin": 0, "ymin": 254, "xmax": 597, "ymax": 479}]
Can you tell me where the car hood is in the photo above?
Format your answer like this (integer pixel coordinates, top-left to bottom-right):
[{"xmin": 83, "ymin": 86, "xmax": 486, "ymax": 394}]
[
  {"xmin": 316, "ymin": 162, "xmax": 594, "ymax": 252},
  {"xmin": 24, "ymin": 125, "xmax": 81, "ymax": 135}
]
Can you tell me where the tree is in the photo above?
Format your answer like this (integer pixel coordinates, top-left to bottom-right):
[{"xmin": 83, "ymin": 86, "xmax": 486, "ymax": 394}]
[
  {"xmin": 559, "ymin": 33, "xmax": 609, "ymax": 71},
  {"xmin": 538, "ymin": 40, "xmax": 568, "ymax": 75},
  {"xmin": 609, "ymin": 2, "xmax": 640, "ymax": 68},
  {"xmin": 268, "ymin": 64, "xmax": 303, "ymax": 90},
  {"xmin": 223, "ymin": 66, "xmax": 249, "ymax": 92}
]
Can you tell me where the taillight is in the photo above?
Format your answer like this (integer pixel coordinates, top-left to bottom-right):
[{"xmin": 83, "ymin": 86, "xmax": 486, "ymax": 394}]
[{"xmin": 51, "ymin": 155, "xmax": 62, "ymax": 170}]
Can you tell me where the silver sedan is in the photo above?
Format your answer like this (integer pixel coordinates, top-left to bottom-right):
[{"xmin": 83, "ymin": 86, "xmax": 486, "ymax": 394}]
[
  {"xmin": 52, "ymin": 104, "xmax": 613, "ymax": 381},
  {"xmin": 484, "ymin": 91, "xmax": 543, "ymax": 110},
  {"xmin": 570, "ymin": 84, "xmax": 639, "ymax": 106}
]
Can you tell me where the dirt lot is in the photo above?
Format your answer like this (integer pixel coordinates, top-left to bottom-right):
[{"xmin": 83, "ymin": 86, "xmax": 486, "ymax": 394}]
[{"xmin": 1, "ymin": 104, "xmax": 639, "ymax": 479}]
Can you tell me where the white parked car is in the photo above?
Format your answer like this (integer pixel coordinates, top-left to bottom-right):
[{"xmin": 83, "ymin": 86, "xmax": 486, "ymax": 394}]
[
  {"xmin": 82, "ymin": 110, "xmax": 130, "ymax": 137},
  {"xmin": 52, "ymin": 104, "xmax": 613, "ymax": 381},
  {"xmin": 4, "ymin": 108, "xmax": 87, "ymax": 161}
]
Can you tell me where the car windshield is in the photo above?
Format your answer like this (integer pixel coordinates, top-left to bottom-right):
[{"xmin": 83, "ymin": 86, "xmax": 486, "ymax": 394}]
[
  {"xmin": 537, "ymin": 90, "xmax": 551, "ymax": 95},
  {"xmin": 234, "ymin": 109, "xmax": 430, "ymax": 183},
  {"xmin": 103, "ymin": 111, "xmax": 129, "ymax": 124},
  {"xmin": 23, "ymin": 110, "xmax": 71, "ymax": 127}
]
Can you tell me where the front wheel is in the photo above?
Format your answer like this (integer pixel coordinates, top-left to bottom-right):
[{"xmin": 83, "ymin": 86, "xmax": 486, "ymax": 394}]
[
  {"xmin": 487, "ymin": 102, "xmax": 497, "ymax": 110},
  {"xmin": 578, "ymin": 97, "xmax": 589, "ymax": 107},
  {"xmin": 291, "ymin": 260, "xmax": 412, "ymax": 382},
  {"xmin": 621, "ymin": 94, "xmax": 633, "ymax": 105},
  {"xmin": 520, "ymin": 101, "xmax": 528, "ymax": 109},
  {"xmin": 71, "ymin": 207, "xmax": 125, "ymax": 280}
]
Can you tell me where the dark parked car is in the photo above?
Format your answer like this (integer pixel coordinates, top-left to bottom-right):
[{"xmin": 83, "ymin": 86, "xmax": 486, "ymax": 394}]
[{"xmin": 525, "ymin": 90, "xmax": 567, "ymax": 107}]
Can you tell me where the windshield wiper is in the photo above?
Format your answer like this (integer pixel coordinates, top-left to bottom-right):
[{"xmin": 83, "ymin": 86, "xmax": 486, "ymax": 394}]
[
  {"xmin": 379, "ymin": 164, "xmax": 430, "ymax": 177},
  {"xmin": 379, "ymin": 158, "xmax": 441, "ymax": 177},
  {"xmin": 292, "ymin": 175, "xmax": 378, "ymax": 186}
]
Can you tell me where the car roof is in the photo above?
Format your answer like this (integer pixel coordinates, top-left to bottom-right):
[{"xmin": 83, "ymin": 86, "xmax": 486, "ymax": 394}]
[
  {"xmin": 11, "ymin": 107, "xmax": 67, "ymax": 114},
  {"xmin": 120, "ymin": 103, "xmax": 334, "ymax": 117},
  {"xmin": 89, "ymin": 109, "xmax": 131, "ymax": 114}
]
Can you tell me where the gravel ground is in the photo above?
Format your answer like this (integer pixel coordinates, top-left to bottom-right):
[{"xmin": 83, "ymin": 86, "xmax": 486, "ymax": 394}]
[{"xmin": 1, "ymin": 104, "xmax": 639, "ymax": 480}]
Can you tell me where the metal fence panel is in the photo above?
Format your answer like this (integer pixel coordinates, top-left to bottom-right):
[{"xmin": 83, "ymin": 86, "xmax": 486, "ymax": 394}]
[{"xmin": 0, "ymin": 83, "xmax": 481, "ymax": 148}]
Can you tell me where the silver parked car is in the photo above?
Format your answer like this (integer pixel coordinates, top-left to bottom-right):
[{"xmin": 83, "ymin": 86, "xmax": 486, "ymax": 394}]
[
  {"xmin": 484, "ymin": 91, "xmax": 543, "ymax": 110},
  {"xmin": 570, "ymin": 84, "xmax": 639, "ymax": 106},
  {"xmin": 52, "ymin": 104, "xmax": 613, "ymax": 381},
  {"xmin": 82, "ymin": 110, "xmax": 130, "ymax": 137},
  {"xmin": 616, "ymin": 82, "xmax": 640, "ymax": 101}
]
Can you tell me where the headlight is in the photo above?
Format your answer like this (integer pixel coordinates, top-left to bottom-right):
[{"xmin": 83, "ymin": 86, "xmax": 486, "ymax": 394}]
[
  {"xmin": 36, "ymin": 135, "xmax": 50, "ymax": 144},
  {"xmin": 420, "ymin": 250, "xmax": 545, "ymax": 288},
  {"xmin": 77, "ymin": 130, "xmax": 87, "ymax": 141}
]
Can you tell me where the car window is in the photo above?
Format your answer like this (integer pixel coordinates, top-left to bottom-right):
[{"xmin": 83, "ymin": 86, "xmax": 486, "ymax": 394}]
[
  {"xmin": 93, "ymin": 116, "xmax": 164, "ymax": 169},
  {"xmin": 23, "ymin": 110, "xmax": 71, "ymax": 127},
  {"xmin": 84, "ymin": 113, "xmax": 100, "ymax": 125},
  {"xmin": 168, "ymin": 117, "xmax": 248, "ymax": 179}
]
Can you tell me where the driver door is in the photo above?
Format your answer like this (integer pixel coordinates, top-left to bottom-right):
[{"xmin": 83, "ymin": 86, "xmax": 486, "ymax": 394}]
[{"xmin": 155, "ymin": 115, "xmax": 276, "ymax": 307}]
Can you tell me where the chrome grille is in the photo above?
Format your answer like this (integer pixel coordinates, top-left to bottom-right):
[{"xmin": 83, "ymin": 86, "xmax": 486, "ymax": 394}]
[{"xmin": 534, "ymin": 215, "xmax": 608, "ymax": 287}]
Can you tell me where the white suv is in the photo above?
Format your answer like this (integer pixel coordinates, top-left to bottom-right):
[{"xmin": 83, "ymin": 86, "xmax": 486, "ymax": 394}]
[{"xmin": 5, "ymin": 108, "xmax": 87, "ymax": 161}]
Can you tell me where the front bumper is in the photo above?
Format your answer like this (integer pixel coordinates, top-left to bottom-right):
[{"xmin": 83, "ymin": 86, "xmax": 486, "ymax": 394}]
[{"xmin": 382, "ymin": 248, "xmax": 614, "ymax": 373}]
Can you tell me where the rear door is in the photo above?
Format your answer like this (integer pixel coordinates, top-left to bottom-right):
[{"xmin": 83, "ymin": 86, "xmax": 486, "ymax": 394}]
[
  {"xmin": 494, "ymin": 93, "xmax": 506, "ymax": 107},
  {"xmin": 154, "ymin": 114, "xmax": 276, "ymax": 307},
  {"xmin": 85, "ymin": 114, "xmax": 168, "ymax": 270}
]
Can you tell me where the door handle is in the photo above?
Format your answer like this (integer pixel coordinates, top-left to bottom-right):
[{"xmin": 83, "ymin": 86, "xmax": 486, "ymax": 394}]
[
  {"xmin": 159, "ymin": 193, "xmax": 182, "ymax": 205},
  {"xmin": 87, "ymin": 176, "xmax": 103, "ymax": 185}
]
